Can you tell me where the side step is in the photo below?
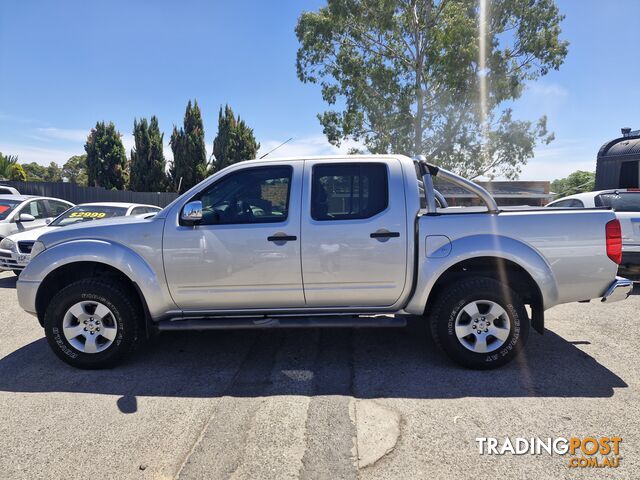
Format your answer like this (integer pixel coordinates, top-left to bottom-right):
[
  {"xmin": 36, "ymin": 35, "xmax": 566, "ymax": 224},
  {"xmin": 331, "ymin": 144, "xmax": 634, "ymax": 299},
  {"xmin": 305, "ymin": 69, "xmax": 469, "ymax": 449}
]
[{"xmin": 157, "ymin": 315, "xmax": 407, "ymax": 331}]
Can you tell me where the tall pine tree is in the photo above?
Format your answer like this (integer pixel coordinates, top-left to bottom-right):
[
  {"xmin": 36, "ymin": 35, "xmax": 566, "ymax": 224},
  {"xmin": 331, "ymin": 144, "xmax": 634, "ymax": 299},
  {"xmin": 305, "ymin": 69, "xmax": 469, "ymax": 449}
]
[
  {"xmin": 169, "ymin": 100, "xmax": 207, "ymax": 193},
  {"xmin": 85, "ymin": 121, "xmax": 127, "ymax": 189},
  {"xmin": 130, "ymin": 116, "xmax": 167, "ymax": 191},
  {"xmin": 212, "ymin": 105, "xmax": 260, "ymax": 172}
]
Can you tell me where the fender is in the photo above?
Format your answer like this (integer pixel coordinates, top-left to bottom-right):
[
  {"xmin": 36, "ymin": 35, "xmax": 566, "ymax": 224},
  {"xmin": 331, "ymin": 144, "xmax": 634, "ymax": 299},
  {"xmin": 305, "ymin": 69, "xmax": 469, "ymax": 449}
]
[
  {"xmin": 404, "ymin": 234, "xmax": 559, "ymax": 315},
  {"xmin": 20, "ymin": 238, "xmax": 176, "ymax": 319}
]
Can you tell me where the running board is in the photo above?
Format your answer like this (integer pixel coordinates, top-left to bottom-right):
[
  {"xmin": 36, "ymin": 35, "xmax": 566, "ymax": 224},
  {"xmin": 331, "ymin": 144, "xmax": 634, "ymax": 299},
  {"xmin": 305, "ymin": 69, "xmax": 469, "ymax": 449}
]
[{"xmin": 156, "ymin": 315, "xmax": 407, "ymax": 331}]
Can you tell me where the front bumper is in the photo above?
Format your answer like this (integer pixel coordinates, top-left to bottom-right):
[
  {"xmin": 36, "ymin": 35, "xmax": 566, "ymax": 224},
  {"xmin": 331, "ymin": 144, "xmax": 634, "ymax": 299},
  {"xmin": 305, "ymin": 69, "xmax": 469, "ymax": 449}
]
[
  {"xmin": 16, "ymin": 278, "xmax": 39, "ymax": 316},
  {"xmin": 0, "ymin": 248, "xmax": 29, "ymax": 272},
  {"xmin": 601, "ymin": 276, "xmax": 634, "ymax": 303}
]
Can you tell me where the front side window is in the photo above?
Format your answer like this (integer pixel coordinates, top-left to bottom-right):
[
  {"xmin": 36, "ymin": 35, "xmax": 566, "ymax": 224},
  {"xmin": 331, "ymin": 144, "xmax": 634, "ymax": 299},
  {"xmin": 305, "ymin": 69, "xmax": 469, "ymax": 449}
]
[
  {"xmin": 197, "ymin": 166, "xmax": 292, "ymax": 225},
  {"xmin": 311, "ymin": 163, "xmax": 388, "ymax": 220},
  {"xmin": 24, "ymin": 200, "xmax": 48, "ymax": 219}
]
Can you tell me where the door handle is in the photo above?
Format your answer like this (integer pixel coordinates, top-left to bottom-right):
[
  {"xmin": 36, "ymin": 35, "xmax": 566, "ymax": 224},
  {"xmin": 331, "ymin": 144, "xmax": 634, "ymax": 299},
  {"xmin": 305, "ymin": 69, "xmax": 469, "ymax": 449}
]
[
  {"xmin": 370, "ymin": 231, "xmax": 400, "ymax": 239},
  {"xmin": 267, "ymin": 234, "xmax": 297, "ymax": 242}
]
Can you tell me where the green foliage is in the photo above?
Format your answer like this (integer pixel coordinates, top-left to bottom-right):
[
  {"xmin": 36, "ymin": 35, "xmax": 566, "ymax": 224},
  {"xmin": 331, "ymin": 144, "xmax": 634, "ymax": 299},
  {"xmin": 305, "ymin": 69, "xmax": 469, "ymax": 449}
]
[
  {"xmin": 0, "ymin": 153, "xmax": 26, "ymax": 181},
  {"xmin": 131, "ymin": 116, "xmax": 167, "ymax": 191},
  {"xmin": 551, "ymin": 170, "xmax": 595, "ymax": 197},
  {"xmin": 212, "ymin": 105, "xmax": 260, "ymax": 172},
  {"xmin": 169, "ymin": 100, "xmax": 208, "ymax": 193},
  {"xmin": 296, "ymin": 0, "xmax": 568, "ymax": 179},
  {"xmin": 22, "ymin": 162, "xmax": 48, "ymax": 182},
  {"xmin": 62, "ymin": 155, "xmax": 88, "ymax": 186},
  {"xmin": 85, "ymin": 122, "xmax": 127, "ymax": 189},
  {"xmin": 22, "ymin": 161, "xmax": 64, "ymax": 182}
]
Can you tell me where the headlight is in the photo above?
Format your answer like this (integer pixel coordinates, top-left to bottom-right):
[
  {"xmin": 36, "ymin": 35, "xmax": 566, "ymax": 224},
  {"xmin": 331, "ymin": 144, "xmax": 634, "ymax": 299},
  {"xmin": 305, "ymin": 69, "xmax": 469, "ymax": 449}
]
[
  {"xmin": 30, "ymin": 241, "xmax": 46, "ymax": 258},
  {"xmin": 0, "ymin": 238, "xmax": 15, "ymax": 251}
]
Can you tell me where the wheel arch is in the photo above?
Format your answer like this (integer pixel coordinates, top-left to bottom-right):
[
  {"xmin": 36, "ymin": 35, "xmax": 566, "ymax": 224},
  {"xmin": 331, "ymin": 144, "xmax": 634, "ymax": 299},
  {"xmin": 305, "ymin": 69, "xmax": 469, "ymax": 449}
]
[
  {"xmin": 34, "ymin": 261, "xmax": 153, "ymax": 335},
  {"xmin": 406, "ymin": 235, "xmax": 558, "ymax": 334}
]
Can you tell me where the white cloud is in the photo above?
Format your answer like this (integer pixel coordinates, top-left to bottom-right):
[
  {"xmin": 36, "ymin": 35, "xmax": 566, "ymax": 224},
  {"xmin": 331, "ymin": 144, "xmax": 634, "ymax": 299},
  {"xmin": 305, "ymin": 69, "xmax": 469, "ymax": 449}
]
[
  {"xmin": 257, "ymin": 135, "xmax": 362, "ymax": 159},
  {"xmin": 516, "ymin": 138, "xmax": 597, "ymax": 181},
  {"xmin": 35, "ymin": 127, "xmax": 89, "ymax": 143},
  {"xmin": 526, "ymin": 82, "xmax": 569, "ymax": 99},
  {"xmin": 0, "ymin": 142, "xmax": 81, "ymax": 166}
]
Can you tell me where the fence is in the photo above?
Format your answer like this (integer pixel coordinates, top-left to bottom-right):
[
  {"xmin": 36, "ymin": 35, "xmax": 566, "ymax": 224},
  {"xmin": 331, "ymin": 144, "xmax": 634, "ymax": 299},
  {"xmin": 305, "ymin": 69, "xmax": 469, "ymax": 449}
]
[{"xmin": 0, "ymin": 181, "xmax": 179, "ymax": 207}]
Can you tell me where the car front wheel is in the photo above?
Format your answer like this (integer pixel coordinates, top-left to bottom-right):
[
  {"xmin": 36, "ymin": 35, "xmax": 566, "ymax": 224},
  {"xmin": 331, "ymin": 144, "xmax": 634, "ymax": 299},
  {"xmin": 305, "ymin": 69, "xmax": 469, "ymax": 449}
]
[{"xmin": 44, "ymin": 279, "xmax": 140, "ymax": 369}]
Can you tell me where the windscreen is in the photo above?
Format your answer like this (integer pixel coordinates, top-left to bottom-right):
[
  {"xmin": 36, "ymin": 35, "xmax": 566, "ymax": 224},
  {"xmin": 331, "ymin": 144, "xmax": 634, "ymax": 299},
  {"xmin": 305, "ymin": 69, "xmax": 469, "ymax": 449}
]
[
  {"xmin": 0, "ymin": 199, "xmax": 20, "ymax": 221},
  {"xmin": 595, "ymin": 192, "xmax": 640, "ymax": 212},
  {"xmin": 50, "ymin": 205, "xmax": 128, "ymax": 227}
]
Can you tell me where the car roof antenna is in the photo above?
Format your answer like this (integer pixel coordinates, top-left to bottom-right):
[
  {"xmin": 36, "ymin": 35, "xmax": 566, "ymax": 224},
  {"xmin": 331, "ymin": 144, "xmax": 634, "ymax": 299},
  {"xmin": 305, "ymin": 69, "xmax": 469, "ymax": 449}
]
[{"xmin": 259, "ymin": 137, "xmax": 293, "ymax": 159}]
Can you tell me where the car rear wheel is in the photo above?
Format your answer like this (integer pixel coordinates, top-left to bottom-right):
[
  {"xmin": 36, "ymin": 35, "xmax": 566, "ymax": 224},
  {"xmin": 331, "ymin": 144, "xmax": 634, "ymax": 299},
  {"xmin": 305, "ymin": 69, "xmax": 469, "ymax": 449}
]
[
  {"xmin": 44, "ymin": 279, "xmax": 140, "ymax": 369},
  {"xmin": 430, "ymin": 277, "xmax": 529, "ymax": 369}
]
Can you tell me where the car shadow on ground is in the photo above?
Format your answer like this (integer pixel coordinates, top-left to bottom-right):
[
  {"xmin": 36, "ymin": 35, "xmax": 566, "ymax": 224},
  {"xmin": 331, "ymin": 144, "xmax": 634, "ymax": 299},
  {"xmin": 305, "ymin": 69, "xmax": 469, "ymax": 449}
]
[
  {"xmin": 0, "ymin": 320, "xmax": 626, "ymax": 411},
  {"xmin": 0, "ymin": 275, "xmax": 17, "ymax": 289}
]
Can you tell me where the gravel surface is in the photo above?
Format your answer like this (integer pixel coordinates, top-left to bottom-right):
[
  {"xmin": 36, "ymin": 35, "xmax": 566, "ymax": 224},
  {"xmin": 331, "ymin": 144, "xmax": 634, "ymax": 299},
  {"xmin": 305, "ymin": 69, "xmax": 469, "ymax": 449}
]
[{"xmin": 0, "ymin": 270, "xmax": 638, "ymax": 479}]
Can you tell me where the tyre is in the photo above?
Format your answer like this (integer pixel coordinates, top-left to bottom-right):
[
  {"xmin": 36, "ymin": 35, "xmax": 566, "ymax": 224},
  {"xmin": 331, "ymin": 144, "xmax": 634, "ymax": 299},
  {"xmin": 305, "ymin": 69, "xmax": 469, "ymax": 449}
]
[
  {"xmin": 44, "ymin": 279, "xmax": 140, "ymax": 369},
  {"xmin": 430, "ymin": 277, "xmax": 529, "ymax": 369}
]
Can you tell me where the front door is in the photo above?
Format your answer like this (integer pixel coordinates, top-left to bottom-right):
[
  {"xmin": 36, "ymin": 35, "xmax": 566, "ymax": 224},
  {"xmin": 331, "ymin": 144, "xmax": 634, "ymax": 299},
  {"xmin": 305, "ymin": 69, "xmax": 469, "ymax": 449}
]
[
  {"xmin": 163, "ymin": 162, "xmax": 305, "ymax": 311},
  {"xmin": 300, "ymin": 159, "xmax": 408, "ymax": 307}
]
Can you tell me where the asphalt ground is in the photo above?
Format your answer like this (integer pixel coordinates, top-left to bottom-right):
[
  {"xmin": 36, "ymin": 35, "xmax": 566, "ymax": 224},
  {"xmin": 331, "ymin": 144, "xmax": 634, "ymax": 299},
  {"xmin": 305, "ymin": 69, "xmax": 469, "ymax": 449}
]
[{"xmin": 0, "ymin": 270, "xmax": 638, "ymax": 479}]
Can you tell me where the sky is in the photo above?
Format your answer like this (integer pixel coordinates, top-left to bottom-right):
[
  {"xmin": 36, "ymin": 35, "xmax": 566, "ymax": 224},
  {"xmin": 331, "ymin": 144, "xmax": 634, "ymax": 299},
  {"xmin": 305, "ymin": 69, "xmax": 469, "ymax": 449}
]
[{"xmin": 1, "ymin": 0, "xmax": 639, "ymax": 181}]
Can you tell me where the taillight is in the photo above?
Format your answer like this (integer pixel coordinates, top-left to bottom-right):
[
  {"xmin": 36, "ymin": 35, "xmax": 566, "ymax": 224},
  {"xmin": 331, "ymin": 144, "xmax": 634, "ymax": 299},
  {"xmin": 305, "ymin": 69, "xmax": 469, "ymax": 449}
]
[{"xmin": 606, "ymin": 219, "xmax": 622, "ymax": 264}]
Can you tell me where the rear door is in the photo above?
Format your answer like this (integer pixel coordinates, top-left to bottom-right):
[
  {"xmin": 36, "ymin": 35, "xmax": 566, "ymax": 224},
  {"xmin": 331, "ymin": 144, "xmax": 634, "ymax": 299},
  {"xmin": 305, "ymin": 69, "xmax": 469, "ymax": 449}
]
[{"xmin": 300, "ymin": 158, "xmax": 408, "ymax": 307}]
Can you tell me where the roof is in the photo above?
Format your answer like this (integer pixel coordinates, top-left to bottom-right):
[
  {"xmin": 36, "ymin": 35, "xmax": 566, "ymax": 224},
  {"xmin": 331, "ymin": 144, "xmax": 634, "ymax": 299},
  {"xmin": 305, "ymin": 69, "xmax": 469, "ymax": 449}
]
[
  {"xmin": 598, "ymin": 133, "xmax": 640, "ymax": 159},
  {"xmin": 77, "ymin": 202, "xmax": 160, "ymax": 209},
  {"xmin": 0, "ymin": 195, "xmax": 35, "ymax": 201}
]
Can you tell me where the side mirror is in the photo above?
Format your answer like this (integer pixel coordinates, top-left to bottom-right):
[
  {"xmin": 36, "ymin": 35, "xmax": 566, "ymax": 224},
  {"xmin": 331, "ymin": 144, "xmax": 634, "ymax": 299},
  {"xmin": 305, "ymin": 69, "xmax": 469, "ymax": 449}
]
[
  {"xmin": 19, "ymin": 213, "xmax": 36, "ymax": 223},
  {"xmin": 45, "ymin": 218, "xmax": 52, "ymax": 225},
  {"xmin": 181, "ymin": 201, "xmax": 203, "ymax": 225}
]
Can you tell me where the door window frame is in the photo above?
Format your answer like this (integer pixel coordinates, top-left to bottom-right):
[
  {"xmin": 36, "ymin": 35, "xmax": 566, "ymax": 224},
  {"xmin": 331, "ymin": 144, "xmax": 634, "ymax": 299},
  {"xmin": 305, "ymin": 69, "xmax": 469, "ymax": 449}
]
[
  {"xmin": 183, "ymin": 165, "xmax": 294, "ymax": 226},
  {"xmin": 310, "ymin": 162, "xmax": 389, "ymax": 221}
]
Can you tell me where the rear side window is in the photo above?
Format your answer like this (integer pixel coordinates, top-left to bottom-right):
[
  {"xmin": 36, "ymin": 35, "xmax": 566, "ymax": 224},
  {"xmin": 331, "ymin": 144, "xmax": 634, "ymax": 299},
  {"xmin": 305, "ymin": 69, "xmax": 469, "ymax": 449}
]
[
  {"xmin": 311, "ymin": 163, "xmax": 388, "ymax": 220},
  {"xmin": 595, "ymin": 192, "xmax": 640, "ymax": 212},
  {"xmin": 48, "ymin": 200, "xmax": 71, "ymax": 216},
  {"xmin": 549, "ymin": 199, "xmax": 583, "ymax": 207}
]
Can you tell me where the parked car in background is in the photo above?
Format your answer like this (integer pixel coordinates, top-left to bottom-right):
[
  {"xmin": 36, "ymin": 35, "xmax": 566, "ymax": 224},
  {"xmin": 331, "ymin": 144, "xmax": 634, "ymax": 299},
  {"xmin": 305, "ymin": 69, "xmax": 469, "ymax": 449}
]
[
  {"xmin": 15, "ymin": 155, "xmax": 631, "ymax": 370},
  {"xmin": 546, "ymin": 189, "xmax": 640, "ymax": 279},
  {"xmin": 0, "ymin": 202, "xmax": 161, "ymax": 275},
  {"xmin": 0, "ymin": 195, "xmax": 73, "ymax": 242},
  {"xmin": 0, "ymin": 185, "xmax": 20, "ymax": 195}
]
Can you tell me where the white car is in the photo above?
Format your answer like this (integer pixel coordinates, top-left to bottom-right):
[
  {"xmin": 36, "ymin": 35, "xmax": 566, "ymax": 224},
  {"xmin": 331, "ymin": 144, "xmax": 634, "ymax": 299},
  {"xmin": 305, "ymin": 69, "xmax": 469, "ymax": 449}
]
[
  {"xmin": 0, "ymin": 202, "xmax": 161, "ymax": 274},
  {"xmin": 546, "ymin": 189, "xmax": 640, "ymax": 279},
  {"xmin": 0, "ymin": 185, "xmax": 20, "ymax": 195},
  {"xmin": 0, "ymin": 195, "xmax": 74, "ymax": 241}
]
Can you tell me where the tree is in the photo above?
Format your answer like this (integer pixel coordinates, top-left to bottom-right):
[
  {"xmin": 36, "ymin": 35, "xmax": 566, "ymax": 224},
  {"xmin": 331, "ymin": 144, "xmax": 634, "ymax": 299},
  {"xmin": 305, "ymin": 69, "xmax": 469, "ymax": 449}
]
[
  {"xmin": 45, "ymin": 162, "xmax": 62, "ymax": 182},
  {"xmin": 22, "ymin": 162, "xmax": 48, "ymax": 182},
  {"xmin": 130, "ymin": 116, "xmax": 167, "ymax": 191},
  {"xmin": 0, "ymin": 153, "xmax": 26, "ymax": 181},
  {"xmin": 169, "ymin": 100, "xmax": 208, "ymax": 193},
  {"xmin": 85, "ymin": 122, "xmax": 127, "ymax": 189},
  {"xmin": 551, "ymin": 170, "xmax": 595, "ymax": 197},
  {"xmin": 296, "ymin": 0, "xmax": 568, "ymax": 179},
  {"xmin": 62, "ymin": 155, "xmax": 88, "ymax": 186},
  {"xmin": 212, "ymin": 105, "xmax": 260, "ymax": 172}
]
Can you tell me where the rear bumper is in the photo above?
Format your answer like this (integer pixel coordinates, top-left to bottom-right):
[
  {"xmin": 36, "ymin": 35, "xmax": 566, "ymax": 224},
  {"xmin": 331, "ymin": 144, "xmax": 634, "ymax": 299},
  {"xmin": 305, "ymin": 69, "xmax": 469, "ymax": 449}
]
[
  {"xmin": 619, "ymin": 252, "xmax": 640, "ymax": 280},
  {"xmin": 601, "ymin": 276, "xmax": 633, "ymax": 303}
]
